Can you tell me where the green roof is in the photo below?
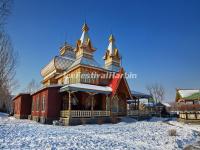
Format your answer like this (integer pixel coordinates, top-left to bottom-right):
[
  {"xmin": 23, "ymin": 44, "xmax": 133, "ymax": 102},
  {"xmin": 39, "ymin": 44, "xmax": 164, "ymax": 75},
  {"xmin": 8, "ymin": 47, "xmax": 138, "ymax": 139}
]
[{"xmin": 184, "ymin": 92, "xmax": 200, "ymax": 100}]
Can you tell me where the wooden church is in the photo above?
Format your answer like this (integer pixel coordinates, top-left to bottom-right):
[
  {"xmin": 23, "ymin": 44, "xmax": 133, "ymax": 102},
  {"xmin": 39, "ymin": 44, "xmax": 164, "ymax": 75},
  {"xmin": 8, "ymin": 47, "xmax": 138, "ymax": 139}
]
[{"xmin": 13, "ymin": 23, "xmax": 136, "ymax": 125}]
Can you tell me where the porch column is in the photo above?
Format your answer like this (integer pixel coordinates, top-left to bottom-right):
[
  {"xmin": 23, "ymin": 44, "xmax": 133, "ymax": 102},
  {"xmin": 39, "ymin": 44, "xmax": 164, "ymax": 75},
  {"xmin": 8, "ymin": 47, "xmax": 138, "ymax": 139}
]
[
  {"xmin": 116, "ymin": 97, "xmax": 119, "ymax": 113},
  {"xmin": 91, "ymin": 95, "xmax": 94, "ymax": 112},
  {"xmin": 110, "ymin": 96, "xmax": 112, "ymax": 115},
  {"xmin": 68, "ymin": 91, "xmax": 71, "ymax": 118},
  {"xmin": 137, "ymin": 98, "xmax": 140, "ymax": 119},
  {"xmin": 135, "ymin": 99, "xmax": 136, "ymax": 110},
  {"xmin": 106, "ymin": 95, "xmax": 109, "ymax": 111}
]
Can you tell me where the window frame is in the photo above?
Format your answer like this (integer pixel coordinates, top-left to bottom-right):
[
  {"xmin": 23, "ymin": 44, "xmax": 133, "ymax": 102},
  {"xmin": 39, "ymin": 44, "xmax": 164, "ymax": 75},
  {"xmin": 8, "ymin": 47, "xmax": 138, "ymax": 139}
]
[
  {"xmin": 41, "ymin": 95, "xmax": 46, "ymax": 111},
  {"xmin": 36, "ymin": 95, "xmax": 40, "ymax": 111}
]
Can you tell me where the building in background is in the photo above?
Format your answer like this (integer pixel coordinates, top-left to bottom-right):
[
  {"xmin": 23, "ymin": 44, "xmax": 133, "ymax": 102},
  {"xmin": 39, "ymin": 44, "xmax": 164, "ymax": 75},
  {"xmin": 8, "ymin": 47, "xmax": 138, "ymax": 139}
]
[
  {"xmin": 176, "ymin": 89, "xmax": 200, "ymax": 122},
  {"xmin": 12, "ymin": 93, "xmax": 32, "ymax": 119}
]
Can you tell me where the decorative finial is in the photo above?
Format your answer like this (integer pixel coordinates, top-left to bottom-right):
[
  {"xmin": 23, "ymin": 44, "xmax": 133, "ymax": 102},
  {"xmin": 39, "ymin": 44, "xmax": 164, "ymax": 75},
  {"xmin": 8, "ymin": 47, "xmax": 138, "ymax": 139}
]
[
  {"xmin": 82, "ymin": 22, "xmax": 89, "ymax": 32},
  {"xmin": 109, "ymin": 34, "xmax": 115, "ymax": 43},
  {"xmin": 64, "ymin": 41, "xmax": 67, "ymax": 46}
]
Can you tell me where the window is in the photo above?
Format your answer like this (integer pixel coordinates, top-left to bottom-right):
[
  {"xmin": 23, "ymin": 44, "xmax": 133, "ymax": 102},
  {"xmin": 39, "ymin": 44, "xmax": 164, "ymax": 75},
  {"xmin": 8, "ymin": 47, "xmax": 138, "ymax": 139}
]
[
  {"xmin": 81, "ymin": 72, "xmax": 91, "ymax": 84},
  {"xmin": 42, "ymin": 95, "xmax": 46, "ymax": 111},
  {"xmin": 36, "ymin": 95, "xmax": 40, "ymax": 111},
  {"xmin": 64, "ymin": 76, "xmax": 69, "ymax": 84},
  {"xmin": 32, "ymin": 100, "xmax": 34, "ymax": 111}
]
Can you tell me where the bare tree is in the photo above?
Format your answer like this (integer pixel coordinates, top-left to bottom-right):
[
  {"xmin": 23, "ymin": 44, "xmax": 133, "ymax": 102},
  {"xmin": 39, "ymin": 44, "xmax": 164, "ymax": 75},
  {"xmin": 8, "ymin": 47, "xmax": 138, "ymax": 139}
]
[
  {"xmin": 0, "ymin": 0, "xmax": 12, "ymax": 28},
  {"xmin": 0, "ymin": 0, "xmax": 16, "ymax": 112},
  {"xmin": 0, "ymin": 32, "xmax": 17, "ymax": 112},
  {"xmin": 146, "ymin": 83, "xmax": 165, "ymax": 103},
  {"xmin": 24, "ymin": 79, "xmax": 41, "ymax": 93}
]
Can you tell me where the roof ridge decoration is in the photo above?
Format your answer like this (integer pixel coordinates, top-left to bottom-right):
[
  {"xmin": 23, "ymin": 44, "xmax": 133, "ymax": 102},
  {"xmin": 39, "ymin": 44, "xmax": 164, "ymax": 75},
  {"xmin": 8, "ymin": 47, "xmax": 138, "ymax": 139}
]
[{"xmin": 59, "ymin": 41, "xmax": 75, "ymax": 57}]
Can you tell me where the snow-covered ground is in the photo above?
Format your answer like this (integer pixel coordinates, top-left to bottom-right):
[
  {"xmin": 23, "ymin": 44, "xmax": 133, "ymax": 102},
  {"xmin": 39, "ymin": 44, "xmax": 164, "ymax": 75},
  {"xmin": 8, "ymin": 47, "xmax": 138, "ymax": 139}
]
[
  {"xmin": 169, "ymin": 120, "xmax": 200, "ymax": 132},
  {"xmin": 0, "ymin": 113, "xmax": 199, "ymax": 150}
]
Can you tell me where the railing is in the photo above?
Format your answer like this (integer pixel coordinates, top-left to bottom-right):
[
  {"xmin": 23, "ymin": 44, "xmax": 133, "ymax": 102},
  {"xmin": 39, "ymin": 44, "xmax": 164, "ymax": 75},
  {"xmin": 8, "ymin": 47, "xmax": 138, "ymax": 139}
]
[
  {"xmin": 93, "ymin": 111, "xmax": 110, "ymax": 117},
  {"xmin": 127, "ymin": 110, "xmax": 150, "ymax": 116},
  {"xmin": 71, "ymin": 110, "xmax": 92, "ymax": 118},
  {"xmin": 179, "ymin": 111, "xmax": 200, "ymax": 120},
  {"xmin": 60, "ymin": 110, "xmax": 110, "ymax": 118},
  {"xmin": 127, "ymin": 110, "xmax": 138, "ymax": 116}
]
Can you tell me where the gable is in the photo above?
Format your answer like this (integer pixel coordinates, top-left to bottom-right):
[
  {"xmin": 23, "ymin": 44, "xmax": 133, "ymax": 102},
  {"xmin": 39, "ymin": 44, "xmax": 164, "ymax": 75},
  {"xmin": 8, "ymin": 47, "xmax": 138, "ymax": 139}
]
[{"xmin": 109, "ymin": 68, "xmax": 132, "ymax": 99}]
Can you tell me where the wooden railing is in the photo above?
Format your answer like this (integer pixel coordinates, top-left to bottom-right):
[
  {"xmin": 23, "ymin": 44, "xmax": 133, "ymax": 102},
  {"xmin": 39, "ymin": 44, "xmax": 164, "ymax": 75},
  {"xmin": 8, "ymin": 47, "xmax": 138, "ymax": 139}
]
[
  {"xmin": 127, "ymin": 110, "xmax": 138, "ymax": 116},
  {"xmin": 93, "ymin": 111, "xmax": 110, "ymax": 117},
  {"xmin": 179, "ymin": 111, "xmax": 200, "ymax": 120},
  {"xmin": 71, "ymin": 111, "xmax": 91, "ymax": 118},
  {"xmin": 127, "ymin": 110, "xmax": 150, "ymax": 116},
  {"xmin": 60, "ymin": 110, "xmax": 110, "ymax": 118}
]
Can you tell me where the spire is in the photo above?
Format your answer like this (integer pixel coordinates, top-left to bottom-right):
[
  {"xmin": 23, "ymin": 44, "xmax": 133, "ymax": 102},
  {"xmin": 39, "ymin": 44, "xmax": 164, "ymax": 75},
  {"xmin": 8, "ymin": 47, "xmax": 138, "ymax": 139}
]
[
  {"xmin": 107, "ymin": 34, "xmax": 117, "ymax": 56},
  {"xmin": 80, "ymin": 22, "xmax": 90, "ymax": 45},
  {"xmin": 75, "ymin": 22, "xmax": 95, "ymax": 59},
  {"xmin": 109, "ymin": 34, "xmax": 115, "ymax": 43},
  {"xmin": 103, "ymin": 34, "xmax": 121, "ymax": 72},
  {"xmin": 59, "ymin": 41, "xmax": 74, "ymax": 57},
  {"xmin": 82, "ymin": 22, "xmax": 89, "ymax": 32}
]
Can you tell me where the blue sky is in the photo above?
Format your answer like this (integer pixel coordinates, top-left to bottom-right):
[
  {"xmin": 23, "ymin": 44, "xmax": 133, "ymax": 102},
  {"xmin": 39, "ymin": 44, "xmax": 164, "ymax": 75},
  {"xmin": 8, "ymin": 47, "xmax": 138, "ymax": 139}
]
[{"xmin": 6, "ymin": 0, "xmax": 200, "ymax": 101}]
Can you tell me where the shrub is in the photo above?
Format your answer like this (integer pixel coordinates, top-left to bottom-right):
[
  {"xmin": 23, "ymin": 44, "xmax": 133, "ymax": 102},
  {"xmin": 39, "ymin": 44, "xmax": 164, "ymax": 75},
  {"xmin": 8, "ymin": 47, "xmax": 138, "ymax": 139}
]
[{"xmin": 168, "ymin": 129, "xmax": 177, "ymax": 136}]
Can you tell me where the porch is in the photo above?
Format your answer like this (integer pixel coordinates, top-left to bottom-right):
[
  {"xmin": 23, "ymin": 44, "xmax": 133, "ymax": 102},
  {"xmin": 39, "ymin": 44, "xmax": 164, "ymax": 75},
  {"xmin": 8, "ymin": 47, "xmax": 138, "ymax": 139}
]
[{"xmin": 59, "ymin": 83, "xmax": 112, "ymax": 119}]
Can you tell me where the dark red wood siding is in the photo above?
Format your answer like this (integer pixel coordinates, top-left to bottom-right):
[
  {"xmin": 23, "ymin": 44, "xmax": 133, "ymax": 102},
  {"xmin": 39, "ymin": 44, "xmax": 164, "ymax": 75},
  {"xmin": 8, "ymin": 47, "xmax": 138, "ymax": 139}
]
[
  {"xmin": 47, "ymin": 88, "xmax": 61, "ymax": 119},
  {"xmin": 31, "ymin": 87, "xmax": 61, "ymax": 120},
  {"xmin": 13, "ymin": 94, "xmax": 31, "ymax": 117}
]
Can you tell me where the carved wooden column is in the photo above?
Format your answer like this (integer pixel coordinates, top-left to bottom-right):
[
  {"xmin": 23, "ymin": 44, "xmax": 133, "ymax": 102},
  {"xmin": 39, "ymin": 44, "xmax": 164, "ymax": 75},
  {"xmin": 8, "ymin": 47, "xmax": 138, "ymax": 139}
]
[
  {"xmin": 91, "ymin": 94, "xmax": 94, "ymax": 117},
  {"xmin": 105, "ymin": 95, "xmax": 109, "ymax": 111},
  {"xmin": 68, "ymin": 91, "xmax": 71, "ymax": 118},
  {"xmin": 88, "ymin": 92, "xmax": 96, "ymax": 118}
]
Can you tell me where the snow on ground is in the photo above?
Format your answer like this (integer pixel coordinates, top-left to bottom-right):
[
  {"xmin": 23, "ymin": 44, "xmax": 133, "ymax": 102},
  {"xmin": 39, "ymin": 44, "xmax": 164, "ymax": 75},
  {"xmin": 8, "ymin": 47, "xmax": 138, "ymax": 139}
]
[
  {"xmin": 169, "ymin": 120, "xmax": 200, "ymax": 133},
  {"xmin": 0, "ymin": 113, "xmax": 199, "ymax": 150}
]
